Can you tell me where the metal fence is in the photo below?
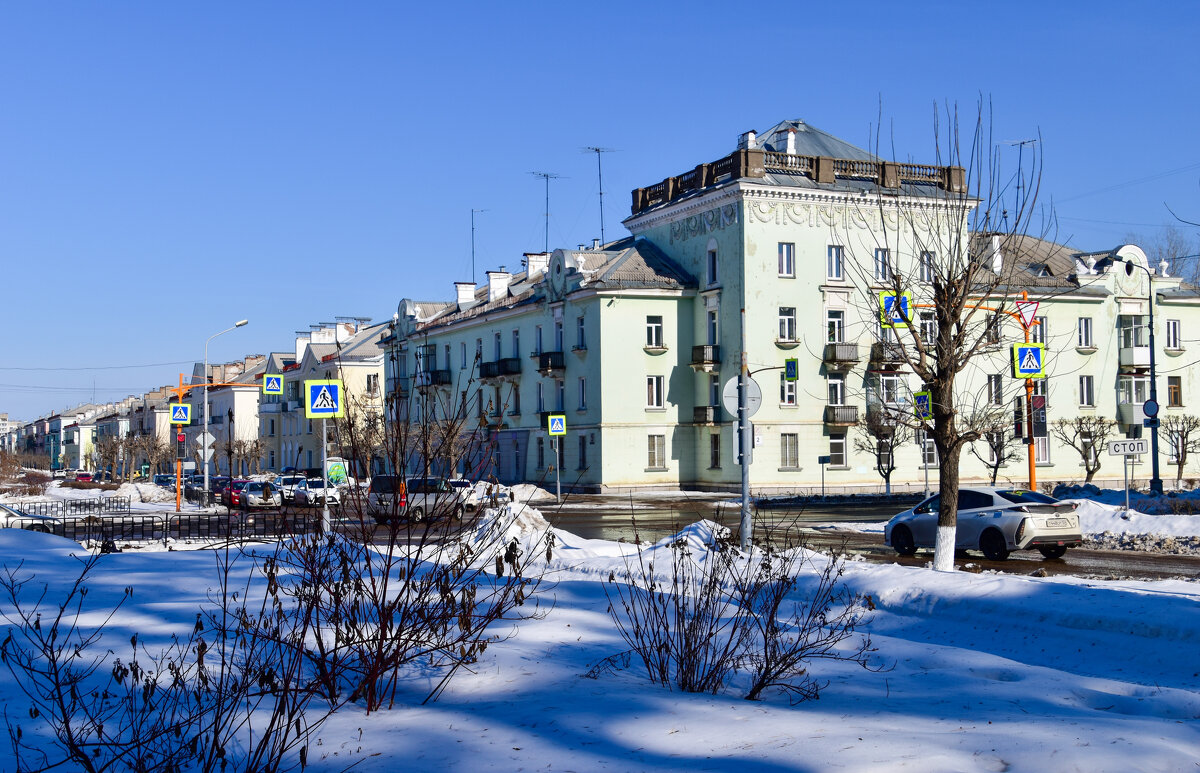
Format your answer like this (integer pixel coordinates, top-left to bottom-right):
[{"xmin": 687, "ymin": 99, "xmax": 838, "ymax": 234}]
[
  {"xmin": 15, "ymin": 496, "xmax": 132, "ymax": 518},
  {"xmin": 9, "ymin": 511, "xmax": 324, "ymax": 544}
]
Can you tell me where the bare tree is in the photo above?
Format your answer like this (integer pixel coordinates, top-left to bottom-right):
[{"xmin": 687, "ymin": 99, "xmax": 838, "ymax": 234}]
[
  {"xmin": 836, "ymin": 101, "xmax": 1047, "ymax": 571},
  {"xmin": 1125, "ymin": 224, "xmax": 1199, "ymax": 284},
  {"xmin": 1050, "ymin": 416, "xmax": 1117, "ymax": 484},
  {"xmin": 1160, "ymin": 414, "xmax": 1200, "ymax": 484},
  {"xmin": 95, "ymin": 436, "xmax": 122, "ymax": 479},
  {"xmin": 853, "ymin": 410, "xmax": 912, "ymax": 494},
  {"xmin": 968, "ymin": 422, "xmax": 1023, "ymax": 485}
]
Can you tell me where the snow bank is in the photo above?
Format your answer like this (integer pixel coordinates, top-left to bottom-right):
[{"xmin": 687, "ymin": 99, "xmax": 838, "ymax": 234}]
[
  {"xmin": 115, "ymin": 482, "xmax": 176, "ymax": 504},
  {"xmin": 509, "ymin": 483, "xmax": 554, "ymax": 503}
]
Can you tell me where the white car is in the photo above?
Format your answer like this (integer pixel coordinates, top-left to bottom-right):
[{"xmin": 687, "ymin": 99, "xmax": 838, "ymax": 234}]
[
  {"xmin": 294, "ymin": 478, "xmax": 342, "ymax": 509},
  {"xmin": 1, "ymin": 503, "xmax": 62, "ymax": 533},
  {"xmin": 884, "ymin": 486, "xmax": 1082, "ymax": 561},
  {"xmin": 273, "ymin": 474, "xmax": 307, "ymax": 504}
]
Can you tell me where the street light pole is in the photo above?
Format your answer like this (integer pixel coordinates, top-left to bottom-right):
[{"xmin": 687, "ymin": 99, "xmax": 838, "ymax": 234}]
[
  {"xmin": 203, "ymin": 319, "xmax": 249, "ymax": 503},
  {"xmin": 1113, "ymin": 258, "xmax": 1163, "ymax": 494}
]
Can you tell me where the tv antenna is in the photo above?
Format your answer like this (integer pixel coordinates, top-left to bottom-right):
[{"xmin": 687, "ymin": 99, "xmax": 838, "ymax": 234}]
[
  {"xmin": 583, "ymin": 147, "xmax": 614, "ymax": 246},
  {"xmin": 471, "ymin": 208, "xmax": 488, "ymax": 284},
  {"xmin": 530, "ymin": 171, "xmax": 562, "ymax": 253}
]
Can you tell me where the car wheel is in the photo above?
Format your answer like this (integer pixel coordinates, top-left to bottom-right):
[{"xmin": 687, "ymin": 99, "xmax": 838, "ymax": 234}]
[
  {"xmin": 891, "ymin": 525, "xmax": 917, "ymax": 556},
  {"xmin": 409, "ymin": 506, "xmax": 424, "ymax": 522},
  {"xmin": 1038, "ymin": 545, "xmax": 1067, "ymax": 560},
  {"xmin": 980, "ymin": 529, "xmax": 1010, "ymax": 561},
  {"xmin": 28, "ymin": 524, "xmax": 48, "ymax": 534},
  {"xmin": 453, "ymin": 504, "xmax": 464, "ymax": 521}
]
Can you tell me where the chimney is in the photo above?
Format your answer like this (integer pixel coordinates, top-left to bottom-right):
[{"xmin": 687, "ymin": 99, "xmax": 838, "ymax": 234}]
[
  {"xmin": 525, "ymin": 252, "xmax": 550, "ymax": 277},
  {"xmin": 785, "ymin": 128, "xmax": 797, "ymax": 154},
  {"xmin": 738, "ymin": 130, "xmax": 757, "ymax": 150},
  {"xmin": 455, "ymin": 281, "xmax": 477, "ymax": 308},
  {"xmin": 486, "ymin": 270, "xmax": 512, "ymax": 302},
  {"xmin": 591, "ymin": 238, "xmax": 600, "ymax": 250}
]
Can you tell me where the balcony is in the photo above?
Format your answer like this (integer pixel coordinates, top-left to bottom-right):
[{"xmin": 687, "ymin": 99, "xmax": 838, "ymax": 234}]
[
  {"xmin": 415, "ymin": 369, "xmax": 452, "ymax": 388},
  {"xmin": 690, "ymin": 345, "xmax": 721, "ymax": 372},
  {"xmin": 869, "ymin": 341, "xmax": 905, "ymax": 365},
  {"xmin": 538, "ymin": 351, "xmax": 565, "ymax": 374},
  {"xmin": 499, "ymin": 357, "xmax": 523, "ymax": 376},
  {"xmin": 260, "ymin": 402, "xmax": 282, "ymax": 414},
  {"xmin": 285, "ymin": 400, "xmax": 301, "ymax": 413},
  {"xmin": 693, "ymin": 405, "xmax": 721, "ymax": 424},
  {"xmin": 1119, "ymin": 346, "xmax": 1150, "ymax": 368},
  {"xmin": 394, "ymin": 377, "xmax": 410, "ymax": 397},
  {"xmin": 823, "ymin": 405, "xmax": 859, "ymax": 426},
  {"xmin": 822, "ymin": 342, "xmax": 860, "ymax": 370},
  {"xmin": 866, "ymin": 403, "xmax": 904, "ymax": 427},
  {"xmin": 1117, "ymin": 403, "xmax": 1143, "ymax": 426},
  {"xmin": 480, "ymin": 361, "xmax": 501, "ymax": 379}
]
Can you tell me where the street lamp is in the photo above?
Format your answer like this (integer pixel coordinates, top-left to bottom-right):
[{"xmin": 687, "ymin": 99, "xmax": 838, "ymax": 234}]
[
  {"xmin": 1110, "ymin": 257, "xmax": 1163, "ymax": 494},
  {"xmin": 204, "ymin": 319, "xmax": 249, "ymax": 501}
]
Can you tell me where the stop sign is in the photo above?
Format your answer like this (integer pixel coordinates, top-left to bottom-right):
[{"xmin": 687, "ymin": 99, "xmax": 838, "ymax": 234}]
[{"xmin": 177, "ymin": 432, "xmax": 185, "ymax": 443}]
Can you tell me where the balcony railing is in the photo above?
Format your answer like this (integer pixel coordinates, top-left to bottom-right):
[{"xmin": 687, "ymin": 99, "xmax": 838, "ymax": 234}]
[
  {"xmin": 870, "ymin": 341, "xmax": 905, "ymax": 363},
  {"xmin": 823, "ymin": 405, "xmax": 859, "ymax": 426},
  {"xmin": 1117, "ymin": 403, "xmax": 1142, "ymax": 425},
  {"xmin": 499, "ymin": 357, "xmax": 523, "ymax": 376},
  {"xmin": 866, "ymin": 403, "xmax": 904, "ymax": 426},
  {"xmin": 690, "ymin": 345, "xmax": 721, "ymax": 371},
  {"xmin": 1119, "ymin": 346, "xmax": 1150, "ymax": 368},
  {"xmin": 415, "ymin": 369, "xmax": 451, "ymax": 388},
  {"xmin": 822, "ymin": 342, "xmax": 860, "ymax": 368},
  {"xmin": 480, "ymin": 361, "xmax": 501, "ymax": 379},
  {"xmin": 693, "ymin": 405, "xmax": 720, "ymax": 424},
  {"xmin": 538, "ymin": 351, "xmax": 565, "ymax": 373}
]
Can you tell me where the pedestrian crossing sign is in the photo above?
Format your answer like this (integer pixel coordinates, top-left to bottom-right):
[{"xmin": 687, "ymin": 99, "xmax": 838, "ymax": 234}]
[
  {"xmin": 547, "ymin": 414, "xmax": 566, "ymax": 436},
  {"xmin": 878, "ymin": 292, "xmax": 913, "ymax": 328},
  {"xmin": 914, "ymin": 391, "xmax": 932, "ymax": 420},
  {"xmin": 1011, "ymin": 343, "xmax": 1046, "ymax": 379},
  {"xmin": 262, "ymin": 374, "xmax": 284, "ymax": 395},
  {"xmin": 169, "ymin": 403, "xmax": 192, "ymax": 425},
  {"xmin": 304, "ymin": 379, "xmax": 345, "ymax": 418},
  {"xmin": 784, "ymin": 358, "xmax": 798, "ymax": 382}
]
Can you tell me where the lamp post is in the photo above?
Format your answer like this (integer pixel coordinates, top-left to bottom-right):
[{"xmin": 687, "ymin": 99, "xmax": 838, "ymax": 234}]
[
  {"xmin": 204, "ymin": 319, "xmax": 249, "ymax": 502},
  {"xmin": 1111, "ymin": 258, "xmax": 1163, "ymax": 494}
]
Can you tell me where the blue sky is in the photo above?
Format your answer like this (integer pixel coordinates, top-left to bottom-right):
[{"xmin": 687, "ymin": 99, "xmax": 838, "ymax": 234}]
[{"xmin": 2, "ymin": 1, "xmax": 1197, "ymax": 421}]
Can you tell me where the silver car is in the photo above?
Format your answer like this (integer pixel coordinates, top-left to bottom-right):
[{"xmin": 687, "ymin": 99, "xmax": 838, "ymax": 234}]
[{"xmin": 884, "ymin": 487, "xmax": 1082, "ymax": 561}]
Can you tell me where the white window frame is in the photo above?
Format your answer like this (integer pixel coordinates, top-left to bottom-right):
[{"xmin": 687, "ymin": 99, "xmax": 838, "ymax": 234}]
[
  {"xmin": 921, "ymin": 431, "xmax": 937, "ymax": 467},
  {"xmin": 987, "ymin": 374, "xmax": 1003, "ymax": 406},
  {"xmin": 874, "ymin": 248, "xmax": 892, "ymax": 282},
  {"xmin": 1119, "ymin": 375, "xmax": 1149, "ymax": 405},
  {"xmin": 780, "ymin": 373, "xmax": 797, "ymax": 406},
  {"xmin": 577, "ymin": 315, "xmax": 586, "ymax": 349},
  {"xmin": 1167, "ymin": 319, "xmax": 1182, "ymax": 349},
  {"xmin": 829, "ymin": 434, "xmax": 847, "ymax": 467},
  {"xmin": 827, "ymin": 245, "xmax": 844, "ymax": 280},
  {"xmin": 1077, "ymin": 317, "xmax": 1094, "ymax": 348},
  {"xmin": 1034, "ymin": 436, "xmax": 1050, "ymax": 464},
  {"xmin": 1079, "ymin": 374, "xmax": 1095, "ymax": 407},
  {"xmin": 778, "ymin": 307, "xmax": 797, "ymax": 342},
  {"xmin": 1031, "ymin": 316, "xmax": 1048, "ymax": 344},
  {"xmin": 780, "ymin": 433, "xmax": 799, "ymax": 469},
  {"xmin": 778, "ymin": 242, "xmax": 795, "ymax": 277},
  {"xmin": 646, "ymin": 316, "xmax": 664, "ymax": 348},
  {"xmin": 647, "ymin": 434, "xmax": 666, "ymax": 469},
  {"xmin": 826, "ymin": 309, "xmax": 844, "ymax": 343},
  {"xmin": 646, "ymin": 375, "xmax": 665, "ymax": 409},
  {"xmin": 919, "ymin": 251, "xmax": 935, "ymax": 282},
  {"xmin": 707, "ymin": 310, "xmax": 718, "ymax": 346},
  {"xmin": 512, "ymin": 329, "xmax": 520, "ymax": 359},
  {"xmin": 919, "ymin": 311, "xmax": 937, "ymax": 347},
  {"xmin": 828, "ymin": 374, "xmax": 845, "ymax": 406}
]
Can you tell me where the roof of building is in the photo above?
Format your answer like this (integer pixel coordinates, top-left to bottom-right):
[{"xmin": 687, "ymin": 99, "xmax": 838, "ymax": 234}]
[
  {"xmin": 751, "ymin": 119, "xmax": 877, "ymax": 162},
  {"xmin": 564, "ymin": 237, "xmax": 694, "ymax": 290}
]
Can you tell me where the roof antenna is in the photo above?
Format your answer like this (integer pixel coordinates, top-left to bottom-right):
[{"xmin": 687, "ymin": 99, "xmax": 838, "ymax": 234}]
[
  {"xmin": 583, "ymin": 147, "xmax": 614, "ymax": 246},
  {"xmin": 530, "ymin": 171, "xmax": 562, "ymax": 253}
]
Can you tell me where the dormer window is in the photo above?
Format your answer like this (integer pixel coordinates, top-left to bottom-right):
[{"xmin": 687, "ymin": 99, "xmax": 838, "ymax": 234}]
[{"xmin": 1029, "ymin": 263, "xmax": 1050, "ymax": 277}]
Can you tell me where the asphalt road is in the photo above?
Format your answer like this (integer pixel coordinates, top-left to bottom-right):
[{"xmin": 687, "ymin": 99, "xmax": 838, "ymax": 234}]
[{"xmin": 531, "ymin": 494, "xmax": 1200, "ymax": 582}]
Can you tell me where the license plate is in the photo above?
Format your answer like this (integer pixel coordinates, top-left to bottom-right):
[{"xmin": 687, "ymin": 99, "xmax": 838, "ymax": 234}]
[{"xmin": 1047, "ymin": 518, "xmax": 1070, "ymax": 528}]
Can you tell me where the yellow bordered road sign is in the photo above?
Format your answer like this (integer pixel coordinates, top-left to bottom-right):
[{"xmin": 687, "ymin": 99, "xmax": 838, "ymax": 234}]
[
  {"xmin": 878, "ymin": 291, "xmax": 913, "ymax": 328},
  {"xmin": 262, "ymin": 374, "xmax": 284, "ymax": 395},
  {"xmin": 1011, "ymin": 343, "xmax": 1046, "ymax": 378},
  {"xmin": 305, "ymin": 379, "xmax": 345, "ymax": 418},
  {"xmin": 914, "ymin": 391, "xmax": 932, "ymax": 420},
  {"xmin": 169, "ymin": 403, "xmax": 192, "ymax": 424},
  {"xmin": 547, "ymin": 414, "xmax": 567, "ymax": 436}
]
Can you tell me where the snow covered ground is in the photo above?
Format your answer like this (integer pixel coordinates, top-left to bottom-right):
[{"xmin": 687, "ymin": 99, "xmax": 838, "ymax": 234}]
[{"xmin": 0, "ymin": 496, "xmax": 1196, "ymax": 773}]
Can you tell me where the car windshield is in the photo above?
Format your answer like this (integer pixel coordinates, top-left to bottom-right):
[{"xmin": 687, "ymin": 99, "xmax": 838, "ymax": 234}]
[
  {"xmin": 995, "ymin": 490, "xmax": 1057, "ymax": 505},
  {"xmin": 370, "ymin": 476, "xmax": 396, "ymax": 493},
  {"xmin": 247, "ymin": 483, "xmax": 265, "ymax": 493},
  {"xmin": 308, "ymin": 480, "xmax": 326, "ymax": 489}
]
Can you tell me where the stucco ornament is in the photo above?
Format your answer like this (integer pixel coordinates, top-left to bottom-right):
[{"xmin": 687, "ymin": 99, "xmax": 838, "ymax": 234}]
[{"xmin": 670, "ymin": 204, "xmax": 739, "ymax": 243}]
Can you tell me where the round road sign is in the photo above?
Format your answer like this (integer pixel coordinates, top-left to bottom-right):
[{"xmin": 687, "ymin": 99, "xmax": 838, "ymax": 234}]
[
  {"xmin": 722, "ymin": 376, "xmax": 763, "ymax": 418},
  {"xmin": 1143, "ymin": 399, "xmax": 1160, "ymax": 418}
]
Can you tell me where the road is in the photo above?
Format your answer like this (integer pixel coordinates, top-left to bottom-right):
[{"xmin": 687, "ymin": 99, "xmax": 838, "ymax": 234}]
[{"xmin": 531, "ymin": 494, "xmax": 1200, "ymax": 582}]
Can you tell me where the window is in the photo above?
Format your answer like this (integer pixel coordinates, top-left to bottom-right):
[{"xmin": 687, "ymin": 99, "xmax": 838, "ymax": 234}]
[
  {"xmin": 874, "ymin": 248, "xmax": 892, "ymax": 281},
  {"xmin": 555, "ymin": 320, "xmax": 564, "ymax": 351},
  {"xmin": 829, "ymin": 434, "xmax": 846, "ymax": 467},
  {"xmin": 828, "ymin": 374, "xmax": 845, "ymax": 405},
  {"xmin": 578, "ymin": 377, "xmax": 587, "ymax": 410},
  {"xmin": 826, "ymin": 310, "xmax": 844, "ymax": 343},
  {"xmin": 1119, "ymin": 315, "xmax": 1146, "ymax": 348},
  {"xmin": 778, "ymin": 242, "xmax": 795, "ymax": 277},
  {"xmin": 444, "ymin": 345, "xmax": 452, "ymax": 371},
  {"xmin": 646, "ymin": 316, "xmax": 664, "ymax": 347},
  {"xmin": 919, "ymin": 311, "xmax": 937, "ymax": 347},
  {"xmin": 1034, "ymin": 436, "xmax": 1050, "ymax": 464},
  {"xmin": 535, "ymin": 326, "xmax": 543, "ymax": 355},
  {"xmin": 984, "ymin": 432, "xmax": 1002, "ymax": 465},
  {"xmin": 710, "ymin": 433, "xmax": 721, "ymax": 469},
  {"xmin": 778, "ymin": 307, "xmax": 797, "ymax": 341},
  {"xmin": 536, "ymin": 436, "xmax": 545, "ymax": 469},
  {"xmin": 987, "ymin": 374, "xmax": 1003, "ymax": 406},
  {"xmin": 878, "ymin": 373, "xmax": 902, "ymax": 405},
  {"xmin": 491, "ymin": 386, "xmax": 501, "ymax": 416},
  {"xmin": 1167, "ymin": 319, "xmax": 1182, "ymax": 349},
  {"xmin": 781, "ymin": 433, "xmax": 799, "ymax": 469},
  {"xmin": 1078, "ymin": 317, "xmax": 1094, "ymax": 348},
  {"xmin": 707, "ymin": 248, "xmax": 718, "ymax": 286},
  {"xmin": 647, "ymin": 435, "xmax": 666, "ymax": 469},
  {"xmin": 578, "ymin": 435, "xmax": 588, "ymax": 470},
  {"xmin": 707, "ymin": 310, "xmax": 718, "ymax": 346},
  {"xmin": 555, "ymin": 379, "xmax": 565, "ymax": 411},
  {"xmin": 1079, "ymin": 375, "xmax": 1095, "ymax": 407},
  {"xmin": 921, "ymin": 431, "xmax": 937, "ymax": 466},
  {"xmin": 460, "ymin": 342, "xmax": 467, "ymax": 368},
  {"xmin": 475, "ymin": 338, "xmax": 483, "ymax": 363},
  {"xmin": 510, "ymin": 383, "xmax": 521, "ymax": 414},
  {"xmin": 1119, "ymin": 375, "xmax": 1149, "ymax": 405},
  {"xmin": 646, "ymin": 375, "xmax": 664, "ymax": 408},
  {"xmin": 268, "ymin": 419, "xmax": 276, "ymax": 437},
  {"xmin": 493, "ymin": 332, "xmax": 502, "ymax": 361},
  {"xmin": 536, "ymin": 382, "xmax": 545, "ymax": 412},
  {"xmin": 577, "ymin": 315, "xmax": 586, "ymax": 349},
  {"xmin": 919, "ymin": 251, "xmax": 935, "ymax": 282},
  {"xmin": 1081, "ymin": 431, "xmax": 1099, "ymax": 466},
  {"xmin": 780, "ymin": 373, "xmax": 797, "ymax": 406},
  {"xmin": 827, "ymin": 245, "xmax": 844, "ymax": 280},
  {"xmin": 1169, "ymin": 376, "xmax": 1183, "ymax": 407},
  {"xmin": 876, "ymin": 439, "xmax": 893, "ymax": 471},
  {"xmin": 984, "ymin": 313, "xmax": 1002, "ymax": 344},
  {"xmin": 512, "ymin": 329, "xmax": 520, "ymax": 359},
  {"xmin": 1031, "ymin": 316, "xmax": 1047, "ymax": 344},
  {"xmin": 366, "ymin": 373, "xmax": 379, "ymax": 395}
]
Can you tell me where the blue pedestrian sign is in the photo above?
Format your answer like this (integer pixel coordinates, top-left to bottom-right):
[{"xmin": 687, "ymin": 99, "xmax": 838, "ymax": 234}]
[
  {"xmin": 304, "ymin": 379, "xmax": 345, "ymax": 418},
  {"xmin": 784, "ymin": 358, "xmax": 798, "ymax": 382},
  {"xmin": 1010, "ymin": 343, "xmax": 1046, "ymax": 379},
  {"xmin": 262, "ymin": 374, "xmax": 284, "ymax": 395},
  {"xmin": 169, "ymin": 403, "xmax": 192, "ymax": 425},
  {"xmin": 878, "ymin": 292, "xmax": 913, "ymax": 328},
  {"xmin": 547, "ymin": 414, "xmax": 567, "ymax": 436},
  {"xmin": 914, "ymin": 391, "xmax": 932, "ymax": 420}
]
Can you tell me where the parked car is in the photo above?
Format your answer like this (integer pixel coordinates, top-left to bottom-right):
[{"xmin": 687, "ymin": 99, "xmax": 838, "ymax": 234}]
[
  {"xmin": 294, "ymin": 478, "xmax": 341, "ymax": 509},
  {"xmin": 367, "ymin": 475, "xmax": 407, "ymax": 523},
  {"xmin": 405, "ymin": 477, "xmax": 467, "ymax": 521},
  {"xmin": 152, "ymin": 474, "xmax": 175, "ymax": 488},
  {"xmin": 0, "ymin": 503, "xmax": 61, "ymax": 533},
  {"xmin": 74, "ymin": 471, "xmax": 93, "ymax": 482},
  {"xmin": 221, "ymin": 479, "xmax": 250, "ymax": 508},
  {"xmin": 238, "ymin": 481, "xmax": 281, "ymax": 509},
  {"xmin": 884, "ymin": 487, "xmax": 1082, "ymax": 561},
  {"xmin": 273, "ymin": 474, "xmax": 307, "ymax": 504},
  {"xmin": 448, "ymin": 479, "xmax": 481, "ymax": 510}
]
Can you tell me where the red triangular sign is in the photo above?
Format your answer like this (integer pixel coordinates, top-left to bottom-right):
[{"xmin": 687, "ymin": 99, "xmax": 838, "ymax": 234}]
[{"xmin": 1016, "ymin": 300, "xmax": 1039, "ymax": 330}]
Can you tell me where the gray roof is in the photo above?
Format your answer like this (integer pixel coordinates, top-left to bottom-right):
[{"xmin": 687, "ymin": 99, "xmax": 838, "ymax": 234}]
[
  {"xmin": 753, "ymin": 119, "xmax": 876, "ymax": 161},
  {"xmin": 570, "ymin": 238, "xmax": 695, "ymax": 290}
]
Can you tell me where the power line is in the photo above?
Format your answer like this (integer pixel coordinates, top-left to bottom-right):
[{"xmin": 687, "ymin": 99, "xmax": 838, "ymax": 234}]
[
  {"xmin": 1057, "ymin": 160, "xmax": 1200, "ymax": 204},
  {"xmin": 0, "ymin": 359, "xmax": 194, "ymax": 372}
]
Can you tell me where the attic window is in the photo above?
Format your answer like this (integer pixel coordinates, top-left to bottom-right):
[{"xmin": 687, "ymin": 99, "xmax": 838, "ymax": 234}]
[{"xmin": 1028, "ymin": 263, "xmax": 1051, "ymax": 277}]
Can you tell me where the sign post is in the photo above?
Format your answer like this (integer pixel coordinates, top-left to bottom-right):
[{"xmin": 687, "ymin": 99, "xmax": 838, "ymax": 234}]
[
  {"xmin": 169, "ymin": 403, "xmax": 192, "ymax": 512},
  {"xmin": 725, "ymin": 313, "xmax": 762, "ymax": 551},
  {"xmin": 548, "ymin": 414, "xmax": 566, "ymax": 502},
  {"xmin": 305, "ymin": 379, "xmax": 345, "ymax": 533},
  {"xmin": 1109, "ymin": 438, "xmax": 1150, "ymax": 511}
]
